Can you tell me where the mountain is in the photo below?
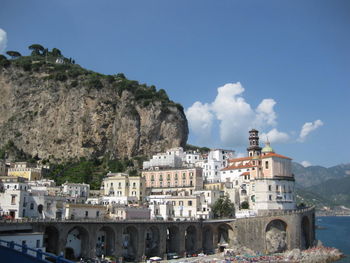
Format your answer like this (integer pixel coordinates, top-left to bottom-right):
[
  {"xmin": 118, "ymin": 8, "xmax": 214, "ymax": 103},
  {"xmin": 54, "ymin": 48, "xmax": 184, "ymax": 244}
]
[
  {"xmin": 0, "ymin": 49, "xmax": 188, "ymax": 161},
  {"xmin": 293, "ymin": 162, "xmax": 350, "ymax": 208},
  {"xmin": 292, "ymin": 162, "xmax": 350, "ymax": 187}
]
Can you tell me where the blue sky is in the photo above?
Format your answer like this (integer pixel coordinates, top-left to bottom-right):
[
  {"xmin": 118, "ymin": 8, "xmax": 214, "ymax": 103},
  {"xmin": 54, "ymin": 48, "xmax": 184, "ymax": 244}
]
[{"xmin": 0, "ymin": 0, "xmax": 349, "ymax": 167}]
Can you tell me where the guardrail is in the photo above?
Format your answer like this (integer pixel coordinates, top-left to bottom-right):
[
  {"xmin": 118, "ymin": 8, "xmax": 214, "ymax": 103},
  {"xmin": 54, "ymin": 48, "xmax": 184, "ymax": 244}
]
[
  {"xmin": 0, "ymin": 239, "xmax": 73, "ymax": 263},
  {"xmin": 0, "ymin": 207, "xmax": 313, "ymax": 224},
  {"xmin": 0, "ymin": 217, "xmax": 234, "ymax": 224}
]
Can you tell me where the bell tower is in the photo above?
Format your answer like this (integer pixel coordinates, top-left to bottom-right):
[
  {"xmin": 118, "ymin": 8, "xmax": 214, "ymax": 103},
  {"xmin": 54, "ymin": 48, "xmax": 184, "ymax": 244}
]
[{"xmin": 247, "ymin": 129, "xmax": 262, "ymax": 157}]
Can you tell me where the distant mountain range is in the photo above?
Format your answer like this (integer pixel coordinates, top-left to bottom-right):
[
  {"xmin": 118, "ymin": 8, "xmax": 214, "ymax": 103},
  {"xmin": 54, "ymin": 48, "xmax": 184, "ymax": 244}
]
[{"xmin": 292, "ymin": 162, "xmax": 350, "ymax": 208}]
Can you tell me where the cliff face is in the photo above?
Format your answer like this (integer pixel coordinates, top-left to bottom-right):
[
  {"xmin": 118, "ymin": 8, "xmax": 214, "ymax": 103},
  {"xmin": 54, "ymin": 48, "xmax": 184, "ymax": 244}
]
[{"xmin": 0, "ymin": 65, "xmax": 188, "ymax": 161}]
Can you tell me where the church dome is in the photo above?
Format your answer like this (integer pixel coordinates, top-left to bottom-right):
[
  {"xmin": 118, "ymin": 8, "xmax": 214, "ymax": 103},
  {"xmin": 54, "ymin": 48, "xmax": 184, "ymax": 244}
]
[{"xmin": 262, "ymin": 142, "xmax": 274, "ymax": 153}]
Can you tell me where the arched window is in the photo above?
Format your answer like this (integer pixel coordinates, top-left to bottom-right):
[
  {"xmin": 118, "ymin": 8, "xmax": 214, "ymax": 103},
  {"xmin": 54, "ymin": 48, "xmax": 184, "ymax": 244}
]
[{"xmin": 30, "ymin": 203, "xmax": 34, "ymax": 210}]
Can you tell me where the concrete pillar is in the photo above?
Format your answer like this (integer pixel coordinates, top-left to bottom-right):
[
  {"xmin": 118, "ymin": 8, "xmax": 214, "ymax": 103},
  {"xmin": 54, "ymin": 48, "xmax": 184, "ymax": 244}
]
[
  {"xmin": 114, "ymin": 225, "xmax": 124, "ymax": 259},
  {"xmin": 137, "ymin": 226, "xmax": 146, "ymax": 261},
  {"xmin": 196, "ymin": 225, "xmax": 203, "ymax": 253},
  {"xmin": 158, "ymin": 225, "xmax": 167, "ymax": 258},
  {"xmin": 178, "ymin": 227, "xmax": 186, "ymax": 257}
]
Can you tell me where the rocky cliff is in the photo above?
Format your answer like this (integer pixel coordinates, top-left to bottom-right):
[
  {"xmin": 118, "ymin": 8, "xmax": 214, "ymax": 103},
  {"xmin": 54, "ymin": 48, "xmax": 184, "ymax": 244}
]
[{"xmin": 0, "ymin": 55, "xmax": 188, "ymax": 161}]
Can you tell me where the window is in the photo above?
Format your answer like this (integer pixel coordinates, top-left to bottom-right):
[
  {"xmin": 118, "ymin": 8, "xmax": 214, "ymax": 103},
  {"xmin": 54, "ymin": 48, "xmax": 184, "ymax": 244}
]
[
  {"xmin": 96, "ymin": 211, "xmax": 100, "ymax": 217},
  {"xmin": 265, "ymin": 161, "xmax": 269, "ymax": 169},
  {"xmin": 269, "ymin": 195, "xmax": 272, "ymax": 201},
  {"xmin": 268, "ymin": 185, "xmax": 272, "ymax": 191},
  {"xmin": 36, "ymin": 240, "xmax": 40, "ymax": 248},
  {"xmin": 188, "ymin": 201, "xmax": 192, "ymax": 206},
  {"xmin": 85, "ymin": 211, "xmax": 88, "ymax": 217},
  {"xmin": 11, "ymin": 195, "xmax": 16, "ymax": 205},
  {"xmin": 22, "ymin": 240, "xmax": 26, "ymax": 246},
  {"xmin": 179, "ymin": 201, "xmax": 184, "ymax": 206}
]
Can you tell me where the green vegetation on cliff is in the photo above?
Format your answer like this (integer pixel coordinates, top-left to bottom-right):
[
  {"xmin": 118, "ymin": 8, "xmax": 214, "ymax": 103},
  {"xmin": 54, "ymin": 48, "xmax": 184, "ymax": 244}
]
[
  {"xmin": 0, "ymin": 44, "xmax": 184, "ymax": 113},
  {"xmin": 0, "ymin": 44, "xmax": 188, "ymax": 161},
  {"xmin": 44, "ymin": 157, "xmax": 145, "ymax": 190}
]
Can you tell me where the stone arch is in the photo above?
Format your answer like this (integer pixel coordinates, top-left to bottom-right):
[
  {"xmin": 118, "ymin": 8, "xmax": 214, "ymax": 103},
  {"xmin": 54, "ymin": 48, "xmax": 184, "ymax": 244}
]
[
  {"xmin": 202, "ymin": 225, "xmax": 214, "ymax": 254},
  {"xmin": 145, "ymin": 226, "xmax": 160, "ymax": 258},
  {"xmin": 122, "ymin": 226, "xmax": 138, "ymax": 261},
  {"xmin": 64, "ymin": 225, "xmax": 89, "ymax": 260},
  {"xmin": 185, "ymin": 225, "xmax": 197, "ymax": 255},
  {"xmin": 301, "ymin": 216, "xmax": 311, "ymax": 249},
  {"xmin": 44, "ymin": 226, "xmax": 59, "ymax": 255},
  {"xmin": 217, "ymin": 224, "xmax": 233, "ymax": 251},
  {"xmin": 97, "ymin": 226, "xmax": 116, "ymax": 257},
  {"xmin": 265, "ymin": 219, "xmax": 288, "ymax": 253},
  {"xmin": 166, "ymin": 225, "xmax": 180, "ymax": 254}
]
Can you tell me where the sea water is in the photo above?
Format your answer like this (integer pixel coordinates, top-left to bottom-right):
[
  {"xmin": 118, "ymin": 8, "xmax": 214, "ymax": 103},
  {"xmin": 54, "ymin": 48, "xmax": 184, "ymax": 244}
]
[{"xmin": 316, "ymin": 216, "xmax": 350, "ymax": 263}]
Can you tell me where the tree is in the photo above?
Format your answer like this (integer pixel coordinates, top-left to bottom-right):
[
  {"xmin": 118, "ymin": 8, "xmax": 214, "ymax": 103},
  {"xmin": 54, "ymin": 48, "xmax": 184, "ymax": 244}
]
[
  {"xmin": 116, "ymin": 73, "xmax": 126, "ymax": 79},
  {"xmin": 0, "ymin": 54, "xmax": 10, "ymax": 67},
  {"xmin": 6, "ymin": 51, "xmax": 21, "ymax": 59},
  {"xmin": 240, "ymin": 201, "xmax": 249, "ymax": 209},
  {"xmin": 211, "ymin": 196, "xmax": 235, "ymax": 219},
  {"xmin": 28, "ymin": 44, "xmax": 44, "ymax": 56},
  {"xmin": 51, "ymin": 48, "xmax": 61, "ymax": 57}
]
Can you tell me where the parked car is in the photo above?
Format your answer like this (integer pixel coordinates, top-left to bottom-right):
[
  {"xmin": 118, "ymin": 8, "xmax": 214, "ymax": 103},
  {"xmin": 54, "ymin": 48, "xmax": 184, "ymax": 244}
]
[{"xmin": 167, "ymin": 253, "xmax": 179, "ymax": 259}]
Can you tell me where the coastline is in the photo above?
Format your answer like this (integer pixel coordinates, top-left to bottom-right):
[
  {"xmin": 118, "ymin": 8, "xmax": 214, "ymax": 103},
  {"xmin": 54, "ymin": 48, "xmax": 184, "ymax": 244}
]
[{"xmin": 162, "ymin": 246, "xmax": 344, "ymax": 263}]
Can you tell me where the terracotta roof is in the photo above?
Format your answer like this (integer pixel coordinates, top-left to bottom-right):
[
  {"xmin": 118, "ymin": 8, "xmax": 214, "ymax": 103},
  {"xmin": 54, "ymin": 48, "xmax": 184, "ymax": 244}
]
[
  {"xmin": 261, "ymin": 153, "xmax": 292, "ymax": 160},
  {"xmin": 228, "ymin": 156, "xmax": 252, "ymax": 162},
  {"xmin": 221, "ymin": 163, "xmax": 254, "ymax": 171},
  {"xmin": 240, "ymin": 172, "xmax": 250, "ymax": 176}
]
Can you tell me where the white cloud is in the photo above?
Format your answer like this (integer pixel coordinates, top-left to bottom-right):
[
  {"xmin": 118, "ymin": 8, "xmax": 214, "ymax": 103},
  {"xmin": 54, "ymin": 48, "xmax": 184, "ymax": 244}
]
[
  {"xmin": 298, "ymin": 120, "xmax": 324, "ymax": 142},
  {"xmin": 260, "ymin": 128, "xmax": 290, "ymax": 144},
  {"xmin": 185, "ymin": 101, "xmax": 214, "ymax": 143},
  {"xmin": 211, "ymin": 83, "xmax": 255, "ymax": 146},
  {"xmin": 0, "ymin": 28, "xmax": 7, "ymax": 53},
  {"xmin": 254, "ymin": 99, "xmax": 277, "ymax": 127},
  {"xmin": 301, "ymin": 161, "xmax": 312, "ymax": 167},
  {"xmin": 186, "ymin": 82, "xmax": 286, "ymax": 147}
]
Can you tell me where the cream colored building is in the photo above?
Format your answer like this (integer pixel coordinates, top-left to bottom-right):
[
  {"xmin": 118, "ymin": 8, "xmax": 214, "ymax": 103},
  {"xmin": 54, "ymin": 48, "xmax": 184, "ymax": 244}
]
[
  {"xmin": 102, "ymin": 173, "xmax": 146, "ymax": 204},
  {"xmin": 7, "ymin": 162, "xmax": 42, "ymax": 181},
  {"xmin": 148, "ymin": 194, "xmax": 201, "ymax": 220},
  {"xmin": 64, "ymin": 203, "xmax": 106, "ymax": 220}
]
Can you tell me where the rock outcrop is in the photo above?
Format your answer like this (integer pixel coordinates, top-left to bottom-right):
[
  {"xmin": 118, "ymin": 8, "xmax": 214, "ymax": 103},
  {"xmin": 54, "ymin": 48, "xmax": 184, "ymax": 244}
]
[{"xmin": 0, "ymin": 63, "xmax": 188, "ymax": 161}]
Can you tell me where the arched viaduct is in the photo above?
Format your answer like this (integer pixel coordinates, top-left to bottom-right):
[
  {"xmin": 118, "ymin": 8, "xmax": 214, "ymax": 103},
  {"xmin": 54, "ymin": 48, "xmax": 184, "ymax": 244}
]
[{"xmin": 0, "ymin": 207, "xmax": 315, "ymax": 261}]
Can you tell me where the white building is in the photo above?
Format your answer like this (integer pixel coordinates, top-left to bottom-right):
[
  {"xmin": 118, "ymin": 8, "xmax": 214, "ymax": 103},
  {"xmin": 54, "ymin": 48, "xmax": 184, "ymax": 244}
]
[
  {"xmin": 183, "ymin": 150, "xmax": 202, "ymax": 165},
  {"xmin": 64, "ymin": 203, "xmax": 106, "ymax": 220},
  {"xmin": 193, "ymin": 189, "xmax": 223, "ymax": 219},
  {"xmin": 200, "ymin": 149, "xmax": 235, "ymax": 183},
  {"xmin": 143, "ymin": 147, "xmax": 184, "ymax": 169},
  {"xmin": 62, "ymin": 182, "xmax": 90, "ymax": 202},
  {"xmin": 0, "ymin": 232, "xmax": 45, "ymax": 256}
]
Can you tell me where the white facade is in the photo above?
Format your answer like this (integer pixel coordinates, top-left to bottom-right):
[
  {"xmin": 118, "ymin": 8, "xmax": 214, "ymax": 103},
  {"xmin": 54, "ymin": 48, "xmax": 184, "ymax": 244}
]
[
  {"xmin": 0, "ymin": 232, "xmax": 45, "ymax": 257},
  {"xmin": 148, "ymin": 195, "xmax": 174, "ymax": 220},
  {"xmin": 143, "ymin": 147, "xmax": 184, "ymax": 169},
  {"xmin": 62, "ymin": 182, "xmax": 90, "ymax": 201},
  {"xmin": 199, "ymin": 149, "xmax": 234, "ymax": 183},
  {"xmin": 252, "ymin": 179, "xmax": 296, "ymax": 211},
  {"xmin": 183, "ymin": 151, "xmax": 202, "ymax": 165},
  {"xmin": 64, "ymin": 203, "xmax": 106, "ymax": 220},
  {"xmin": 148, "ymin": 194, "xmax": 201, "ymax": 220}
]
